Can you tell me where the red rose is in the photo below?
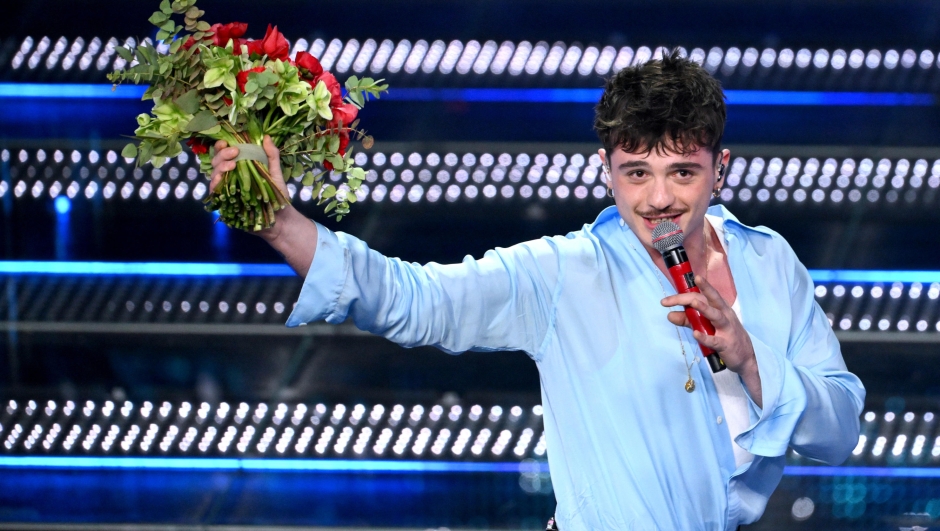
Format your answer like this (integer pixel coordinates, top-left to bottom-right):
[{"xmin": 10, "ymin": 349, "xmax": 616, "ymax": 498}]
[
  {"xmin": 223, "ymin": 96, "xmax": 233, "ymax": 106},
  {"xmin": 318, "ymin": 71, "xmax": 344, "ymax": 107},
  {"xmin": 245, "ymin": 25, "xmax": 289, "ymax": 61},
  {"xmin": 210, "ymin": 22, "xmax": 248, "ymax": 48},
  {"xmin": 186, "ymin": 137, "xmax": 209, "ymax": 156},
  {"xmin": 236, "ymin": 66, "xmax": 267, "ymax": 93},
  {"xmin": 294, "ymin": 51, "xmax": 323, "ymax": 78},
  {"xmin": 181, "ymin": 36, "xmax": 197, "ymax": 51},
  {"xmin": 329, "ymin": 103, "xmax": 359, "ymax": 128},
  {"xmin": 323, "ymin": 132, "xmax": 350, "ymax": 171}
]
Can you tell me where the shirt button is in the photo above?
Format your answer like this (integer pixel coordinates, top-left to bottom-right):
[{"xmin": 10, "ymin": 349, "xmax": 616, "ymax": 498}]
[{"xmin": 717, "ymin": 416, "xmax": 723, "ymax": 425}]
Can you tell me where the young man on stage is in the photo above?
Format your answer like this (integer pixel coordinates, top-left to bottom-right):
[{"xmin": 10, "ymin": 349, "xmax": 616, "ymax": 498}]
[{"xmin": 210, "ymin": 51, "xmax": 865, "ymax": 530}]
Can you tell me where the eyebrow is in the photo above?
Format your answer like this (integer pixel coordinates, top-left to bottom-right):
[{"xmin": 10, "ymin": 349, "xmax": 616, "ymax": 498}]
[
  {"xmin": 616, "ymin": 161, "xmax": 706, "ymax": 171},
  {"xmin": 668, "ymin": 162, "xmax": 705, "ymax": 171},
  {"xmin": 617, "ymin": 161, "xmax": 651, "ymax": 170}
]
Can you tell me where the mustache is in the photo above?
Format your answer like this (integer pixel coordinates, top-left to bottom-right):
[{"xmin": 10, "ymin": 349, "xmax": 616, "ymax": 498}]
[{"xmin": 635, "ymin": 209, "xmax": 687, "ymax": 218}]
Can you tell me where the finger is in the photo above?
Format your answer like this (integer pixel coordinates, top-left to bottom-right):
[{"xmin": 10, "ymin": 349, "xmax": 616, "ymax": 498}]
[
  {"xmin": 263, "ymin": 135, "xmax": 282, "ymax": 177},
  {"xmin": 211, "ymin": 147, "xmax": 240, "ymax": 170},
  {"xmin": 666, "ymin": 310, "xmax": 689, "ymax": 328},
  {"xmin": 213, "ymin": 139, "xmax": 228, "ymax": 152},
  {"xmin": 693, "ymin": 330, "xmax": 724, "ymax": 352},
  {"xmin": 687, "ymin": 297, "xmax": 725, "ymax": 324},
  {"xmin": 661, "ymin": 292, "xmax": 707, "ymax": 308},
  {"xmin": 694, "ymin": 275, "xmax": 727, "ymax": 310},
  {"xmin": 209, "ymin": 172, "xmax": 223, "ymax": 194},
  {"xmin": 209, "ymin": 160, "xmax": 237, "ymax": 190}
]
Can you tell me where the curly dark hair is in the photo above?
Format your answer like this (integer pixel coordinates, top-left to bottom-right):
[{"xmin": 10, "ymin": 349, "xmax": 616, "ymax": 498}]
[{"xmin": 594, "ymin": 49, "xmax": 726, "ymax": 160}]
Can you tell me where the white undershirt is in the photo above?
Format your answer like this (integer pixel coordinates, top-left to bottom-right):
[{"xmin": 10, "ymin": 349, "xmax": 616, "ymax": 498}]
[{"xmin": 705, "ymin": 215, "xmax": 755, "ymax": 470}]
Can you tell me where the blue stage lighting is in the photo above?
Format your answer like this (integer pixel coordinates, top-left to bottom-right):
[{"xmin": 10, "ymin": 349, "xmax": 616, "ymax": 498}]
[{"xmin": 54, "ymin": 196, "xmax": 71, "ymax": 214}]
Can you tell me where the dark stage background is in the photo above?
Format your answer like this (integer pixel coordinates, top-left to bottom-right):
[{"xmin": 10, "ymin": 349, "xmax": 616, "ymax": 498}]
[{"xmin": 3, "ymin": 0, "xmax": 940, "ymax": 529}]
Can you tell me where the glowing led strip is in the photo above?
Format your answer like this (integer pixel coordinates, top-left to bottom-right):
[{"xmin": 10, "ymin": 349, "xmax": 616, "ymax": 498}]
[
  {"xmin": 0, "ymin": 261, "xmax": 937, "ymax": 284},
  {"xmin": 9, "ymin": 36, "xmax": 940, "ymax": 76},
  {"xmin": 0, "ymin": 83, "xmax": 934, "ymax": 106},
  {"xmin": 0, "ymin": 456, "xmax": 931, "ymax": 477}
]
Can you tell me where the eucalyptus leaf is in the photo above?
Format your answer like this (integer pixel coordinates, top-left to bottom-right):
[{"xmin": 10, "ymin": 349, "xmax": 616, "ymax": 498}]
[
  {"xmin": 231, "ymin": 144, "xmax": 269, "ymax": 167},
  {"xmin": 116, "ymin": 46, "xmax": 134, "ymax": 62},
  {"xmin": 121, "ymin": 143, "xmax": 138, "ymax": 159},
  {"xmin": 175, "ymin": 89, "xmax": 200, "ymax": 114},
  {"xmin": 184, "ymin": 110, "xmax": 218, "ymax": 132}
]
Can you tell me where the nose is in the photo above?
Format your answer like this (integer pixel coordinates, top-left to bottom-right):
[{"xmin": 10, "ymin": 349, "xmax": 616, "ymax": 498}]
[{"xmin": 646, "ymin": 176, "xmax": 675, "ymax": 211}]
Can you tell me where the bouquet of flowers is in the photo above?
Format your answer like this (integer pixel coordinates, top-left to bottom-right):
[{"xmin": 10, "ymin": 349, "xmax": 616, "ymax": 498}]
[{"xmin": 108, "ymin": 0, "xmax": 387, "ymax": 229}]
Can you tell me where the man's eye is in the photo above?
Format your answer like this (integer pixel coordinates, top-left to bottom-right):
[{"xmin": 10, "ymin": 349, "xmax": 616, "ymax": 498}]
[
  {"xmin": 630, "ymin": 170, "xmax": 646, "ymax": 178},
  {"xmin": 676, "ymin": 170, "xmax": 692, "ymax": 178}
]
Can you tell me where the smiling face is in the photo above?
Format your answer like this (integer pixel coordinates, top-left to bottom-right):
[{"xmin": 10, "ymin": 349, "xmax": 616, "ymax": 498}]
[{"xmin": 602, "ymin": 145, "xmax": 730, "ymax": 253}]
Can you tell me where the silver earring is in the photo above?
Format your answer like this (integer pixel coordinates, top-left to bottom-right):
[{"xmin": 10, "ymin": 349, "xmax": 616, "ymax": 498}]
[
  {"xmin": 712, "ymin": 188, "xmax": 721, "ymax": 199},
  {"xmin": 607, "ymin": 187, "xmax": 615, "ymax": 199}
]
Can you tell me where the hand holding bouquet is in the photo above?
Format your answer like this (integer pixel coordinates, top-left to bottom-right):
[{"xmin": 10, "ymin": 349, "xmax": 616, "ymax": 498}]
[{"xmin": 108, "ymin": 0, "xmax": 388, "ymax": 229}]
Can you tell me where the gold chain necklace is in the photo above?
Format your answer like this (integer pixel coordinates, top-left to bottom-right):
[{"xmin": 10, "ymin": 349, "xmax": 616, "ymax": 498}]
[{"xmin": 630, "ymin": 223, "xmax": 713, "ymax": 393}]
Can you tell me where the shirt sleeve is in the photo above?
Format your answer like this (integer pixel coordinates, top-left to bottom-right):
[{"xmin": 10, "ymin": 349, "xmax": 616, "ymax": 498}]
[
  {"xmin": 734, "ymin": 240, "xmax": 866, "ymax": 464},
  {"xmin": 286, "ymin": 222, "xmax": 562, "ymax": 358}
]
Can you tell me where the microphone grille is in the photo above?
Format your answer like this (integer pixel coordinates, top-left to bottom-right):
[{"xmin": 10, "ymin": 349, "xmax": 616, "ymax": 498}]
[{"xmin": 650, "ymin": 221, "xmax": 685, "ymax": 254}]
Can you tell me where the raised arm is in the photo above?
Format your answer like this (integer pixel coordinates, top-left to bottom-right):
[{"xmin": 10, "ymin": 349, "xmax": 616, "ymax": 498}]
[{"xmin": 210, "ymin": 138, "xmax": 562, "ymax": 356}]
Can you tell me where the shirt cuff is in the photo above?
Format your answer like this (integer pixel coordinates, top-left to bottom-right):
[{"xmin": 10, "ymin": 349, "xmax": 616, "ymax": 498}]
[
  {"xmin": 733, "ymin": 332, "xmax": 808, "ymax": 457},
  {"xmin": 285, "ymin": 222, "xmax": 348, "ymax": 327}
]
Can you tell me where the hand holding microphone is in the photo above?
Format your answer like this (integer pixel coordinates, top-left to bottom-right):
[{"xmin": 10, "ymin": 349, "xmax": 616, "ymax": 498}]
[{"xmin": 651, "ymin": 220, "xmax": 727, "ymax": 373}]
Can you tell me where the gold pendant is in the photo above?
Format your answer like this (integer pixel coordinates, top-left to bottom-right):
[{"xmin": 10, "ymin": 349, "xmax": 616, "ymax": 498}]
[{"xmin": 685, "ymin": 378, "xmax": 696, "ymax": 393}]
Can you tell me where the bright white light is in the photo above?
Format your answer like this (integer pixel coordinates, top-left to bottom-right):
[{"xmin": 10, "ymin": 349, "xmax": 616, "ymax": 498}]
[
  {"xmin": 723, "ymin": 47, "xmax": 741, "ymax": 68},
  {"xmin": 386, "ymin": 40, "xmax": 411, "ymax": 74},
  {"xmin": 472, "ymin": 40, "xmax": 497, "ymax": 74},
  {"xmin": 813, "ymin": 49, "xmax": 829, "ymax": 68},
  {"xmin": 352, "ymin": 39, "xmax": 377, "ymax": 73},
  {"xmin": 758, "ymin": 48, "xmax": 776, "ymax": 68},
  {"xmin": 866, "ymin": 49, "xmax": 882, "ymax": 69},
  {"xmin": 559, "ymin": 45, "xmax": 582, "ymax": 75},
  {"xmin": 604, "ymin": 46, "xmax": 632, "ymax": 71},
  {"xmin": 538, "ymin": 42, "xmax": 564, "ymax": 74},
  {"xmin": 421, "ymin": 40, "xmax": 446, "ymax": 74},
  {"xmin": 523, "ymin": 41, "xmax": 548, "ymax": 74},
  {"xmin": 884, "ymin": 49, "xmax": 899, "ymax": 69},
  {"xmin": 404, "ymin": 40, "xmax": 429, "ymax": 74},
  {"xmin": 370, "ymin": 39, "xmax": 395, "ymax": 73},
  {"xmin": 577, "ymin": 46, "xmax": 599, "ymax": 75},
  {"xmin": 491, "ymin": 41, "xmax": 515, "ymax": 74},
  {"xmin": 439, "ymin": 40, "xmax": 464, "ymax": 74},
  {"xmin": 920, "ymin": 49, "xmax": 935, "ymax": 69},
  {"xmin": 830, "ymin": 49, "xmax": 847, "ymax": 69},
  {"xmin": 778, "ymin": 48, "xmax": 794, "ymax": 68},
  {"xmin": 901, "ymin": 49, "xmax": 916, "ymax": 68},
  {"xmin": 705, "ymin": 47, "xmax": 723, "ymax": 69}
]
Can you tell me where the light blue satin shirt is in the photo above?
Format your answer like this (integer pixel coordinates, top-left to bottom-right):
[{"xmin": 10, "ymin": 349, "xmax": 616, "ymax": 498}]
[{"xmin": 287, "ymin": 204, "xmax": 865, "ymax": 530}]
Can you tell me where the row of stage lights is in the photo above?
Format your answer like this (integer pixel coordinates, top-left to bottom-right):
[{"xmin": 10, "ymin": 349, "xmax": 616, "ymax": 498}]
[
  {"xmin": 9, "ymin": 35, "xmax": 940, "ymax": 79},
  {"xmin": 0, "ymin": 399, "xmax": 546, "ymax": 461},
  {"xmin": 0, "ymin": 398, "xmax": 934, "ymax": 465},
  {"xmin": 819, "ymin": 282, "xmax": 940, "ymax": 333},
  {"xmin": 2, "ymin": 269, "xmax": 940, "ymax": 334},
  {"xmin": 847, "ymin": 411, "xmax": 940, "ymax": 463},
  {"xmin": 2, "ymin": 148, "xmax": 940, "ymax": 207}
]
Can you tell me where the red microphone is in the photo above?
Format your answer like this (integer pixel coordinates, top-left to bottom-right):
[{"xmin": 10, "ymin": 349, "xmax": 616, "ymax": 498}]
[{"xmin": 651, "ymin": 220, "xmax": 726, "ymax": 373}]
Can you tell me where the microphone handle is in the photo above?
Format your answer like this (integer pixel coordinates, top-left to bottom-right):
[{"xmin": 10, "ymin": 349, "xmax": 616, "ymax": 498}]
[{"xmin": 662, "ymin": 247, "xmax": 727, "ymax": 373}]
